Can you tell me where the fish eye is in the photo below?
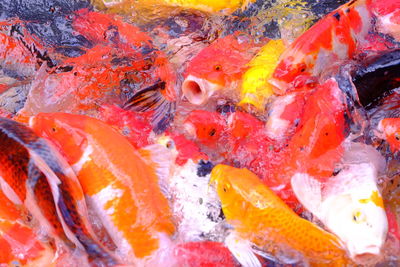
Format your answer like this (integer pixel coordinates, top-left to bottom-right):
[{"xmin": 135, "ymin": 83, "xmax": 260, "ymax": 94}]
[
  {"xmin": 298, "ymin": 63, "xmax": 306, "ymax": 72},
  {"xmin": 51, "ymin": 127, "xmax": 57, "ymax": 132},
  {"xmin": 222, "ymin": 182, "xmax": 231, "ymax": 193},
  {"xmin": 352, "ymin": 210, "xmax": 366, "ymax": 223},
  {"xmin": 209, "ymin": 128, "xmax": 216, "ymax": 137},
  {"xmin": 166, "ymin": 140, "xmax": 175, "ymax": 149},
  {"xmin": 214, "ymin": 65, "xmax": 222, "ymax": 71},
  {"xmin": 395, "ymin": 132, "xmax": 400, "ymax": 141}
]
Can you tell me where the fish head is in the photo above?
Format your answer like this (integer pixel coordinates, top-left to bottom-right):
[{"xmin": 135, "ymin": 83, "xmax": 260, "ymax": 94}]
[
  {"xmin": 270, "ymin": 51, "xmax": 318, "ymax": 94},
  {"xmin": 322, "ymin": 166, "xmax": 388, "ymax": 260},
  {"xmin": 377, "ymin": 118, "xmax": 400, "ymax": 153},
  {"xmin": 210, "ymin": 164, "xmax": 267, "ymax": 222},
  {"xmin": 182, "ymin": 33, "xmax": 256, "ymax": 105},
  {"xmin": 227, "ymin": 111, "xmax": 264, "ymax": 140},
  {"xmin": 183, "ymin": 110, "xmax": 227, "ymax": 147},
  {"xmin": 163, "ymin": 132, "xmax": 208, "ymax": 166},
  {"xmin": 30, "ymin": 113, "xmax": 87, "ymax": 165}
]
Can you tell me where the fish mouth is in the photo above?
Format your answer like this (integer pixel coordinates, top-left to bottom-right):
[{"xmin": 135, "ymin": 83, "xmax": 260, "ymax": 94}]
[
  {"xmin": 352, "ymin": 250, "xmax": 380, "ymax": 264},
  {"xmin": 182, "ymin": 75, "xmax": 223, "ymax": 105},
  {"xmin": 349, "ymin": 244, "xmax": 381, "ymax": 262}
]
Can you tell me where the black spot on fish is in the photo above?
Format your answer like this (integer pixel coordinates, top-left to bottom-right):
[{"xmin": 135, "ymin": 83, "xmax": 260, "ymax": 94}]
[
  {"xmin": 353, "ymin": 49, "xmax": 400, "ymax": 108},
  {"xmin": 197, "ymin": 160, "xmax": 214, "ymax": 177},
  {"xmin": 332, "ymin": 12, "xmax": 341, "ymax": 21}
]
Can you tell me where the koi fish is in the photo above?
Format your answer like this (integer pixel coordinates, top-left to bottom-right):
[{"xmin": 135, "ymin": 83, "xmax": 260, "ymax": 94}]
[
  {"xmin": 182, "ymin": 33, "xmax": 264, "ymax": 105},
  {"xmin": 292, "ymin": 142, "xmax": 388, "ymax": 260},
  {"xmin": 21, "ymin": 45, "xmax": 131, "ymax": 115},
  {"xmin": 0, "ymin": 117, "xmax": 117, "ymax": 266},
  {"xmin": 72, "ymin": 9, "xmax": 178, "ymax": 133},
  {"xmin": 183, "ymin": 109, "xmax": 227, "ymax": 150},
  {"xmin": 274, "ymin": 78, "xmax": 348, "ymax": 182},
  {"xmin": 377, "ymin": 118, "xmax": 400, "ymax": 153},
  {"xmin": 211, "ymin": 164, "xmax": 349, "ymax": 266},
  {"xmin": 271, "ymin": 0, "xmax": 400, "ymax": 94},
  {"xmin": 239, "ymin": 39, "xmax": 286, "ymax": 112},
  {"xmin": 30, "ymin": 112, "xmax": 175, "ymax": 264},
  {"xmin": 92, "ymin": 0, "xmax": 255, "ymax": 15}
]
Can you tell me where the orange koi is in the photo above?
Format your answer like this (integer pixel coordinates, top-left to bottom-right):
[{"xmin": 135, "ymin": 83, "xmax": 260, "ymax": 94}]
[
  {"xmin": 30, "ymin": 113, "xmax": 175, "ymax": 264},
  {"xmin": 182, "ymin": 33, "xmax": 265, "ymax": 105},
  {"xmin": 271, "ymin": 0, "xmax": 400, "ymax": 94},
  {"xmin": 0, "ymin": 117, "xmax": 117, "ymax": 266},
  {"xmin": 275, "ymin": 78, "xmax": 348, "ymax": 182},
  {"xmin": 211, "ymin": 164, "xmax": 349, "ymax": 266},
  {"xmin": 72, "ymin": 9, "xmax": 177, "ymax": 133}
]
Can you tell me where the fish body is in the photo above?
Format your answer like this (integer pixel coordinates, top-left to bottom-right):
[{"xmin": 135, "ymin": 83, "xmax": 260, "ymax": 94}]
[
  {"xmin": 163, "ymin": 132, "xmax": 208, "ymax": 166},
  {"xmin": 98, "ymin": 104, "xmax": 153, "ymax": 149},
  {"xmin": 271, "ymin": 0, "xmax": 400, "ymax": 94},
  {"xmin": 92, "ymin": 0, "xmax": 254, "ymax": 14},
  {"xmin": 264, "ymin": 90, "xmax": 310, "ymax": 141},
  {"xmin": 211, "ymin": 164, "xmax": 349, "ymax": 266},
  {"xmin": 72, "ymin": 9, "xmax": 177, "ymax": 133},
  {"xmin": 0, "ymin": 117, "xmax": 117, "ymax": 266},
  {"xmin": 239, "ymin": 39, "xmax": 286, "ymax": 111},
  {"xmin": 182, "ymin": 33, "xmax": 265, "ymax": 105},
  {"xmin": 274, "ymin": 78, "xmax": 347, "ymax": 182},
  {"xmin": 292, "ymin": 142, "xmax": 388, "ymax": 260},
  {"xmin": 21, "ymin": 45, "xmax": 131, "ymax": 115},
  {"xmin": 23, "ymin": 10, "xmax": 177, "ymax": 133},
  {"xmin": 30, "ymin": 113, "xmax": 175, "ymax": 264}
]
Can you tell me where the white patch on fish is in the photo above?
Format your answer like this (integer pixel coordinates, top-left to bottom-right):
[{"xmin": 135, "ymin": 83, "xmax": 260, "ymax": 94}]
[
  {"xmin": 72, "ymin": 144, "xmax": 93, "ymax": 174},
  {"xmin": 265, "ymin": 94, "xmax": 295, "ymax": 140}
]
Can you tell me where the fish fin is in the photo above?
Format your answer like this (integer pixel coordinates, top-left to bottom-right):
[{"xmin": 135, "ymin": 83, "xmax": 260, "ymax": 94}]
[
  {"xmin": 139, "ymin": 144, "xmax": 175, "ymax": 197},
  {"xmin": 291, "ymin": 173, "xmax": 323, "ymax": 216},
  {"xmin": 225, "ymin": 232, "xmax": 262, "ymax": 267},
  {"xmin": 123, "ymin": 81, "xmax": 176, "ymax": 134}
]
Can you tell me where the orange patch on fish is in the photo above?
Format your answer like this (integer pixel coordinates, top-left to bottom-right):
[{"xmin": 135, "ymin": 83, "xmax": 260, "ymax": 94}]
[
  {"xmin": 31, "ymin": 113, "xmax": 175, "ymax": 261},
  {"xmin": 359, "ymin": 190, "xmax": 384, "ymax": 208}
]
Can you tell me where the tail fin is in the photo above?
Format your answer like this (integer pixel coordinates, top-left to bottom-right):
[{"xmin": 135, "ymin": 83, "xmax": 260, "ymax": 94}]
[{"xmin": 123, "ymin": 81, "xmax": 176, "ymax": 134}]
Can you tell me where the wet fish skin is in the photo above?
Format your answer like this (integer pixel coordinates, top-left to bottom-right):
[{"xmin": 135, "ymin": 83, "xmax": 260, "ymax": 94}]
[{"xmin": 0, "ymin": 117, "xmax": 118, "ymax": 266}]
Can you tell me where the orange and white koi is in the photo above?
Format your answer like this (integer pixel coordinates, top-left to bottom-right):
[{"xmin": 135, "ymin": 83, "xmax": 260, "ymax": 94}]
[
  {"xmin": 0, "ymin": 117, "xmax": 117, "ymax": 266},
  {"xmin": 30, "ymin": 113, "xmax": 175, "ymax": 265},
  {"xmin": 292, "ymin": 142, "xmax": 388, "ymax": 260},
  {"xmin": 271, "ymin": 0, "xmax": 400, "ymax": 94}
]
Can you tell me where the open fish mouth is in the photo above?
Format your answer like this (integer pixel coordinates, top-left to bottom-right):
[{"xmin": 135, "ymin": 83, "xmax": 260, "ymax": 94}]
[{"xmin": 182, "ymin": 75, "xmax": 223, "ymax": 105}]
